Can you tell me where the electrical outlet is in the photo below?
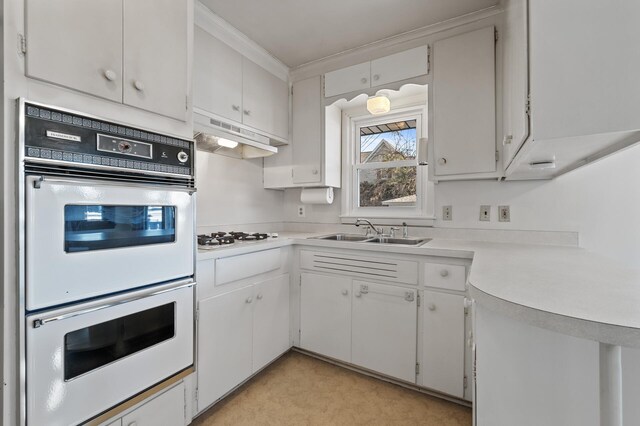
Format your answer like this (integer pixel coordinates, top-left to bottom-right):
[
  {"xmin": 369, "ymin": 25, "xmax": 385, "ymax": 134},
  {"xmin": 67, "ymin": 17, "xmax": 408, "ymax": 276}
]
[
  {"xmin": 479, "ymin": 205, "xmax": 491, "ymax": 222},
  {"xmin": 442, "ymin": 205, "xmax": 452, "ymax": 221},
  {"xmin": 297, "ymin": 205, "xmax": 306, "ymax": 218},
  {"xmin": 499, "ymin": 205, "xmax": 510, "ymax": 222}
]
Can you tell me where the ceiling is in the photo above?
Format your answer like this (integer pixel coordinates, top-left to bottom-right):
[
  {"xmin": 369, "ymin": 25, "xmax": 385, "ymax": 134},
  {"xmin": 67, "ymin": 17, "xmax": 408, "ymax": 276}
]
[{"xmin": 200, "ymin": 0, "xmax": 499, "ymax": 68}]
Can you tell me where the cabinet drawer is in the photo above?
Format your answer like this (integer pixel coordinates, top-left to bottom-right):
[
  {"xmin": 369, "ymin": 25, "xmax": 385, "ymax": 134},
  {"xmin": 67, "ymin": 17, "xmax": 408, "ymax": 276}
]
[
  {"xmin": 216, "ymin": 249, "xmax": 281, "ymax": 285},
  {"xmin": 424, "ymin": 263, "xmax": 466, "ymax": 291},
  {"xmin": 300, "ymin": 250, "xmax": 418, "ymax": 285}
]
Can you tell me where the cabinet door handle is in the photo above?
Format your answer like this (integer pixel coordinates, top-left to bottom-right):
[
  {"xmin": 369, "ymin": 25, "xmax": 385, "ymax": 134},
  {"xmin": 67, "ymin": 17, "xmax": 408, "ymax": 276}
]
[
  {"xmin": 243, "ymin": 110, "xmax": 251, "ymax": 116},
  {"xmin": 232, "ymin": 105, "xmax": 240, "ymax": 111},
  {"xmin": 360, "ymin": 77, "xmax": 368, "ymax": 84},
  {"xmin": 127, "ymin": 422, "xmax": 137, "ymax": 426},
  {"xmin": 103, "ymin": 69, "xmax": 117, "ymax": 82},
  {"xmin": 341, "ymin": 289, "xmax": 348, "ymax": 296},
  {"xmin": 245, "ymin": 297, "xmax": 253, "ymax": 304},
  {"xmin": 373, "ymin": 74, "xmax": 380, "ymax": 81},
  {"xmin": 355, "ymin": 292, "xmax": 362, "ymax": 298},
  {"xmin": 440, "ymin": 269, "xmax": 449, "ymax": 277},
  {"xmin": 428, "ymin": 303, "xmax": 436, "ymax": 311},
  {"xmin": 133, "ymin": 80, "xmax": 144, "ymax": 91},
  {"xmin": 312, "ymin": 169, "xmax": 319, "ymax": 175},
  {"xmin": 438, "ymin": 158, "xmax": 447, "ymax": 166},
  {"xmin": 256, "ymin": 293, "xmax": 263, "ymax": 300}
]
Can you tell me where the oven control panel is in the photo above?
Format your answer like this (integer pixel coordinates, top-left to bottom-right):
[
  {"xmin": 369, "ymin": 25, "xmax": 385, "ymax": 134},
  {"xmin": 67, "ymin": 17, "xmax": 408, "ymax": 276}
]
[{"xmin": 23, "ymin": 102, "xmax": 194, "ymax": 177}]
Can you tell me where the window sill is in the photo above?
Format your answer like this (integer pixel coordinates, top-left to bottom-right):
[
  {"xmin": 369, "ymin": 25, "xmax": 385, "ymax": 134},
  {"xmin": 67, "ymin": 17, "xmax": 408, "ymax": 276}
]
[{"xmin": 340, "ymin": 216, "xmax": 435, "ymax": 227}]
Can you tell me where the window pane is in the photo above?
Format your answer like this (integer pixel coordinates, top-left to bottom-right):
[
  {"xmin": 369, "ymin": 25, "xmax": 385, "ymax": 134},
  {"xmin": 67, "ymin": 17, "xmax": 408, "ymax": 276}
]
[
  {"xmin": 64, "ymin": 205, "xmax": 176, "ymax": 252},
  {"xmin": 358, "ymin": 166, "xmax": 417, "ymax": 207},
  {"xmin": 360, "ymin": 120, "xmax": 417, "ymax": 163}
]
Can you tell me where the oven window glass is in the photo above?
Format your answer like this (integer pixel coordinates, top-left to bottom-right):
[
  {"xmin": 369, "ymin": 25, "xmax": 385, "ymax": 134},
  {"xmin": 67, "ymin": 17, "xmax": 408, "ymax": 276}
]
[
  {"xmin": 64, "ymin": 205, "xmax": 176, "ymax": 252},
  {"xmin": 64, "ymin": 303, "xmax": 175, "ymax": 380}
]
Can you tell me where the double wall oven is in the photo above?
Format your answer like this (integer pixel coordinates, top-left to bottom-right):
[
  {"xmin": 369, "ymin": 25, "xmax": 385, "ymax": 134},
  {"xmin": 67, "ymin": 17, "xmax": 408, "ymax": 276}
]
[{"xmin": 18, "ymin": 99, "xmax": 196, "ymax": 425}]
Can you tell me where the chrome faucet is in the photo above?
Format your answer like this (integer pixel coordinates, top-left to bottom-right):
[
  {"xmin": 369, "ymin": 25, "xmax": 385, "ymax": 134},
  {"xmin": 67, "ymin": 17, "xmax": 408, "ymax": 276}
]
[
  {"xmin": 389, "ymin": 227, "xmax": 400, "ymax": 238},
  {"xmin": 355, "ymin": 218, "xmax": 383, "ymax": 236},
  {"xmin": 402, "ymin": 222, "xmax": 409, "ymax": 238}
]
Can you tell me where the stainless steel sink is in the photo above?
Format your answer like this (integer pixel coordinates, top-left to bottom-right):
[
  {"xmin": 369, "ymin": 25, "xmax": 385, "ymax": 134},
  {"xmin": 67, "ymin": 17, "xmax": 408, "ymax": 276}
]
[
  {"xmin": 315, "ymin": 233, "xmax": 373, "ymax": 242},
  {"xmin": 364, "ymin": 237, "xmax": 431, "ymax": 246}
]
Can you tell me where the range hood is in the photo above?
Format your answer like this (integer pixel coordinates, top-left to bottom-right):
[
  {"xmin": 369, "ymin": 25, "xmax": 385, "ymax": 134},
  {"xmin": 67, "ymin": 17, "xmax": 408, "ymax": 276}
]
[{"xmin": 193, "ymin": 110, "xmax": 278, "ymax": 159}]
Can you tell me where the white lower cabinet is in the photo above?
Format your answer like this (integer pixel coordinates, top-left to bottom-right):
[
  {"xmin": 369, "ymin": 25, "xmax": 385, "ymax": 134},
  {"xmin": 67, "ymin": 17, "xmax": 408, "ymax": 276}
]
[
  {"xmin": 121, "ymin": 382, "xmax": 186, "ymax": 426},
  {"xmin": 421, "ymin": 290, "xmax": 466, "ymax": 398},
  {"xmin": 352, "ymin": 281, "xmax": 417, "ymax": 382},
  {"xmin": 300, "ymin": 272, "xmax": 352, "ymax": 363},
  {"xmin": 197, "ymin": 274, "xmax": 290, "ymax": 412}
]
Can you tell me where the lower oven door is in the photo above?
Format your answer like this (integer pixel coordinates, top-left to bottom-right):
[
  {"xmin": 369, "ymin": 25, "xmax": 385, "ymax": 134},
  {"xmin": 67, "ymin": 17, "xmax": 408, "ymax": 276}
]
[
  {"xmin": 26, "ymin": 280, "xmax": 194, "ymax": 426},
  {"xmin": 25, "ymin": 175, "xmax": 194, "ymax": 310}
]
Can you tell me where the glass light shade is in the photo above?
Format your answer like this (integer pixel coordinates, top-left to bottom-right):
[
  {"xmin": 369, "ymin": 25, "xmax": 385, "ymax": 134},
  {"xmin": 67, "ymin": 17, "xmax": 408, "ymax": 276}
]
[
  {"xmin": 366, "ymin": 95, "xmax": 391, "ymax": 115},
  {"xmin": 217, "ymin": 137, "xmax": 239, "ymax": 149}
]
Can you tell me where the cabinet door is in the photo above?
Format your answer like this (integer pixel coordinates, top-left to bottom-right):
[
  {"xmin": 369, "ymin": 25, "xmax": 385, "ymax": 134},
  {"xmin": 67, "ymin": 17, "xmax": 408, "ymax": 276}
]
[
  {"xmin": 300, "ymin": 273, "xmax": 351, "ymax": 363},
  {"xmin": 291, "ymin": 76, "xmax": 322, "ymax": 184},
  {"xmin": 242, "ymin": 58, "xmax": 289, "ymax": 139},
  {"xmin": 433, "ymin": 26, "xmax": 496, "ymax": 176},
  {"xmin": 194, "ymin": 27, "xmax": 243, "ymax": 122},
  {"xmin": 121, "ymin": 382, "xmax": 185, "ymax": 426},
  {"xmin": 197, "ymin": 286, "xmax": 253, "ymax": 411},
  {"xmin": 123, "ymin": 0, "xmax": 188, "ymax": 121},
  {"xmin": 352, "ymin": 281, "xmax": 417, "ymax": 382},
  {"xmin": 421, "ymin": 290, "xmax": 465, "ymax": 398},
  {"xmin": 371, "ymin": 45, "xmax": 429, "ymax": 87},
  {"xmin": 502, "ymin": 0, "xmax": 530, "ymax": 167},
  {"xmin": 324, "ymin": 62, "xmax": 371, "ymax": 98},
  {"xmin": 253, "ymin": 274, "xmax": 290, "ymax": 372},
  {"xmin": 25, "ymin": 0, "xmax": 123, "ymax": 102}
]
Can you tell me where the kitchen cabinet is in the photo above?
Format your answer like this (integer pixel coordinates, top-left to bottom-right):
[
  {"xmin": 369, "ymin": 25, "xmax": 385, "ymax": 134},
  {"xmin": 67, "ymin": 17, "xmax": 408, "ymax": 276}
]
[
  {"xmin": 503, "ymin": 0, "xmax": 640, "ymax": 179},
  {"xmin": 194, "ymin": 25, "xmax": 289, "ymax": 141},
  {"xmin": 194, "ymin": 27, "xmax": 243, "ymax": 123},
  {"xmin": 324, "ymin": 46, "xmax": 429, "ymax": 98},
  {"xmin": 197, "ymin": 274, "xmax": 290, "ymax": 411},
  {"xmin": 25, "ymin": 0, "xmax": 189, "ymax": 121},
  {"xmin": 121, "ymin": 382, "xmax": 187, "ymax": 426},
  {"xmin": 264, "ymin": 76, "xmax": 341, "ymax": 188},
  {"xmin": 351, "ymin": 281, "xmax": 417, "ymax": 382},
  {"xmin": 421, "ymin": 290, "xmax": 466, "ymax": 398},
  {"xmin": 431, "ymin": 26, "xmax": 497, "ymax": 180},
  {"xmin": 299, "ymin": 272, "xmax": 352, "ymax": 363}
]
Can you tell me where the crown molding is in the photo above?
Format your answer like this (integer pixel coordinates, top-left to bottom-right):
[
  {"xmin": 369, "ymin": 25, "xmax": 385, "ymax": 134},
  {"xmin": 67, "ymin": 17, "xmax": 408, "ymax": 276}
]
[{"xmin": 195, "ymin": 1, "xmax": 290, "ymax": 82}]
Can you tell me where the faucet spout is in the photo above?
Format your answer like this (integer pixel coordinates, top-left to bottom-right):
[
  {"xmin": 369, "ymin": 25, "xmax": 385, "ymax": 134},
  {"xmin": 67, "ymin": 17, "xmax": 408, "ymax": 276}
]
[{"xmin": 355, "ymin": 218, "xmax": 382, "ymax": 235}]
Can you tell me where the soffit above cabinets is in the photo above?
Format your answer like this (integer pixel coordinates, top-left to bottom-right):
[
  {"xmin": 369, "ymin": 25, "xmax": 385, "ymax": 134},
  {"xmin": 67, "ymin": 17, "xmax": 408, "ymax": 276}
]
[{"xmin": 198, "ymin": 0, "xmax": 499, "ymax": 68}]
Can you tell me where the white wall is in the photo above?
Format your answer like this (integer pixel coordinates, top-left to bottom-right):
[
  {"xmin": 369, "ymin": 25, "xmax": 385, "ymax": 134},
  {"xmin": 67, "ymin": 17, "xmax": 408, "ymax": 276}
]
[
  {"xmin": 284, "ymin": 143, "xmax": 640, "ymax": 268},
  {"xmin": 196, "ymin": 151, "xmax": 285, "ymax": 232}
]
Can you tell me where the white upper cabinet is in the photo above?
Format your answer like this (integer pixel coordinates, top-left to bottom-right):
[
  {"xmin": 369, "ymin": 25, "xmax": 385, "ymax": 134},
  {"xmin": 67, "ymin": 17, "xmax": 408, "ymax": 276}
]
[
  {"xmin": 25, "ymin": 0, "xmax": 124, "ymax": 103},
  {"xmin": 324, "ymin": 46, "xmax": 429, "ymax": 98},
  {"xmin": 194, "ymin": 27, "xmax": 243, "ymax": 123},
  {"xmin": 291, "ymin": 76, "xmax": 322, "ymax": 184},
  {"xmin": 123, "ymin": 0, "xmax": 188, "ymax": 121},
  {"xmin": 324, "ymin": 62, "xmax": 371, "ymax": 98},
  {"xmin": 370, "ymin": 45, "xmax": 429, "ymax": 87},
  {"xmin": 25, "ymin": 0, "xmax": 189, "ymax": 121},
  {"xmin": 242, "ymin": 58, "xmax": 289, "ymax": 140},
  {"xmin": 193, "ymin": 25, "xmax": 289, "ymax": 141},
  {"xmin": 432, "ymin": 26, "xmax": 496, "ymax": 178},
  {"xmin": 504, "ymin": 0, "xmax": 640, "ymax": 179}
]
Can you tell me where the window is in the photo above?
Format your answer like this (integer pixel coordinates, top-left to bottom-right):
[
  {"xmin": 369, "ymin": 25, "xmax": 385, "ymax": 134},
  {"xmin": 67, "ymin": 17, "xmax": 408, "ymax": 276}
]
[{"xmin": 342, "ymin": 104, "xmax": 432, "ymax": 221}]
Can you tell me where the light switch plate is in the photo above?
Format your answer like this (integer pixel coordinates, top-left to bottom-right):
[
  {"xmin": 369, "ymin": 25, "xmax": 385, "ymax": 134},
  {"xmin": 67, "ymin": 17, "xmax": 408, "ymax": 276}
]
[
  {"xmin": 442, "ymin": 205, "xmax": 452, "ymax": 221},
  {"xmin": 479, "ymin": 205, "xmax": 491, "ymax": 221},
  {"xmin": 499, "ymin": 205, "xmax": 510, "ymax": 222}
]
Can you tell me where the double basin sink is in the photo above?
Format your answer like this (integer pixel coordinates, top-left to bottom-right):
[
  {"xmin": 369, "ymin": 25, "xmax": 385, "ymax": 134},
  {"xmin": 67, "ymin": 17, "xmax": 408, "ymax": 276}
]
[{"xmin": 313, "ymin": 233, "xmax": 430, "ymax": 246}]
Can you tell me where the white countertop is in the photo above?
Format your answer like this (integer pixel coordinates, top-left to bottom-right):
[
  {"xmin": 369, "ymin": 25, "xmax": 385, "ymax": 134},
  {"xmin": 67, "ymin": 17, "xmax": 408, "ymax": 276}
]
[{"xmin": 197, "ymin": 233, "xmax": 640, "ymax": 347}]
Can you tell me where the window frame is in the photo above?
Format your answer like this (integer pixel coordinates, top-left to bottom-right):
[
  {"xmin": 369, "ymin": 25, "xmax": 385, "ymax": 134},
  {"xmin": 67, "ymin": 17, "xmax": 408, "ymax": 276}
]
[{"xmin": 341, "ymin": 104, "xmax": 433, "ymax": 222}]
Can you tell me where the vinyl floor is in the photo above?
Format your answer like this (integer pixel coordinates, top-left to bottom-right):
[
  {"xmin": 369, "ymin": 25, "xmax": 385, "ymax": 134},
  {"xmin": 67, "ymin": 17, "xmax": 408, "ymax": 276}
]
[{"xmin": 192, "ymin": 351, "xmax": 472, "ymax": 426}]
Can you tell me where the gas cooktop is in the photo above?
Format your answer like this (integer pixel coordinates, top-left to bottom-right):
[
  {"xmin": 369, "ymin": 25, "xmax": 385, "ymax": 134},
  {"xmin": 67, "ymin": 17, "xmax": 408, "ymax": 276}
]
[{"xmin": 197, "ymin": 231, "xmax": 274, "ymax": 249}]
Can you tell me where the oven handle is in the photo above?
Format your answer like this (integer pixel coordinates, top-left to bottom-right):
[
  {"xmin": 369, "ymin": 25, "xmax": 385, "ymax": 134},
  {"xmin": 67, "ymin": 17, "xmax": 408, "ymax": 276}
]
[
  {"xmin": 29, "ymin": 175, "xmax": 196, "ymax": 194},
  {"xmin": 31, "ymin": 279, "xmax": 195, "ymax": 328}
]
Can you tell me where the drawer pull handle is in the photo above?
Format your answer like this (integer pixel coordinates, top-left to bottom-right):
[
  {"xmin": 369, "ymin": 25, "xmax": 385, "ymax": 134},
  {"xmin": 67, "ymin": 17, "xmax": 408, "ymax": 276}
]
[
  {"xmin": 232, "ymin": 105, "xmax": 240, "ymax": 111},
  {"xmin": 360, "ymin": 77, "xmax": 368, "ymax": 84},
  {"xmin": 440, "ymin": 269, "xmax": 449, "ymax": 277}
]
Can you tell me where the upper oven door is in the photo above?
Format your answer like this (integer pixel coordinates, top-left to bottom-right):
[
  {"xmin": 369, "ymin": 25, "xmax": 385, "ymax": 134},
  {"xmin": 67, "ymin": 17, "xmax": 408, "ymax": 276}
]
[{"xmin": 25, "ymin": 175, "xmax": 194, "ymax": 311}]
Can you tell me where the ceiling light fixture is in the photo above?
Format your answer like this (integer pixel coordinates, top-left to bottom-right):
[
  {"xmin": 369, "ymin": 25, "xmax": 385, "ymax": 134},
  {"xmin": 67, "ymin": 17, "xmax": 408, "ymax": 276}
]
[
  {"xmin": 216, "ymin": 137, "xmax": 239, "ymax": 149},
  {"xmin": 367, "ymin": 94, "xmax": 391, "ymax": 115}
]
